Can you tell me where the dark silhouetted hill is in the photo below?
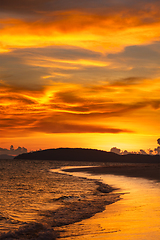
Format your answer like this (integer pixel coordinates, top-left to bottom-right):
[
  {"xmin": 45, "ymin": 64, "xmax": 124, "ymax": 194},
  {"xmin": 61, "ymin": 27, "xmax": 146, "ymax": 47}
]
[{"xmin": 14, "ymin": 148, "xmax": 160, "ymax": 163}]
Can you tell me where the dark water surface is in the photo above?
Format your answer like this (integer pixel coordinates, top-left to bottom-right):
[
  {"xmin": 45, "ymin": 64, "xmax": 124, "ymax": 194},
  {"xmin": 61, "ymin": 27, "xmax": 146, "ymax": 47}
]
[
  {"xmin": 0, "ymin": 160, "xmax": 160, "ymax": 239},
  {"xmin": 0, "ymin": 159, "xmax": 113, "ymax": 239}
]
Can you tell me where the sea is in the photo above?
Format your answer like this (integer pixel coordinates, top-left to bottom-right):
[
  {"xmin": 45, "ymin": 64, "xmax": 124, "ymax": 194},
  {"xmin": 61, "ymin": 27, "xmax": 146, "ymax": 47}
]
[
  {"xmin": 0, "ymin": 159, "xmax": 116, "ymax": 239},
  {"xmin": 0, "ymin": 159, "xmax": 160, "ymax": 240}
]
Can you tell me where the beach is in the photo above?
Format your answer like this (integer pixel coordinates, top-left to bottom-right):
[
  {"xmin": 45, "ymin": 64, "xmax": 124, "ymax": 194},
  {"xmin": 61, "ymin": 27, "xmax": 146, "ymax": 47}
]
[
  {"xmin": 0, "ymin": 160, "xmax": 160, "ymax": 239},
  {"xmin": 0, "ymin": 160, "xmax": 121, "ymax": 239},
  {"xmin": 60, "ymin": 163, "xmax": 160, "ymax": 239},
  {"xmin": 64, "ymin": 163, "xmax": 160, "ymax": 182}
]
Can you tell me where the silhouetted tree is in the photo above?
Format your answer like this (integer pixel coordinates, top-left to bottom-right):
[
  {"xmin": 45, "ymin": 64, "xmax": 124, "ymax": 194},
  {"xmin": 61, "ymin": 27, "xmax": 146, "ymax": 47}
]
[{"xmin": 154, "ymin": 146, "xmax": 160, "ymax": 155}]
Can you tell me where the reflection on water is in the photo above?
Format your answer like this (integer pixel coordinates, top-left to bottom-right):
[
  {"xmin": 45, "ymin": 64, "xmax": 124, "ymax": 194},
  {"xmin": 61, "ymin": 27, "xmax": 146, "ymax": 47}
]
[
  {"xmin": 0, "ymin": 160, "xmax": 160, "ymax": 239},
  {"xmin": 0, "ymin": 160, "xmax": 98, "ymax": 234},
  {"xmin": 58, "ymin": 170, "xmax": 160, "ymax": 240}
]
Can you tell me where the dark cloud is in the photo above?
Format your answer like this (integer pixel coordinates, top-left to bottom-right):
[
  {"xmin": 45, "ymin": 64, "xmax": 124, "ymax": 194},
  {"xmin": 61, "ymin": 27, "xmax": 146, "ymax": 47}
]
[
  {"xmin": 0, "ymin": 53, "xmax": 46, "ymax": 89},
  {"xmin": 157, "ymin": 138, "xmax": 160, "ymax": 145},
  {"xmin": 148, "ymin": 149, "xmax": 153, "ymax": 155},
  {"xmin": 110, "ymin": 147, "xmax": 157, "ymax": 155},
  {"xmin": 1, "ymin": 0, "xmax": 160, "ymax": 15},
  {"xmin": 0, "ymin": 104, "xmax": 133, "ymax": 135},
  {"xmin": 0, "ymin": 145, "xmax": 27, "ymax": 156},
  {"xmin": 108, "ymin": 43, "xmax": 160, "ymax": 71},
  {"xmin": 110, "ymin": 77, "xmax": 144, "ymax": 87},
  {"xmin": 0, "ymin": 46, "xmax": 103, "ymax": 88},
  {"xmin": 0, "ymin": 116, "xmax": 37, "ymax": 128},
  {"xmin": 66, "ymin": 102, "xmax": 149, "ymax": 118},
  {"xmin": 11, "ymin": 46, "xmax": 100, "ymax": 61},
  {"xmin": 108, "ymin": 44, "xmax": 160, "ymax": 61},
  {"xmin": 0, "ymin": 95, "xmax": 36, "ymax": 105},
  {"xmin": 154, "ymin": 146, "xmax": 160, "ymax": 154},
  {"xmin": 47, "ymin": 90, "xmax": 153, "ymax": 118},
  {"xmin": 54, "ymin": 91, "xmax": 85, "ymax": 104},
  {"xmin": 150, "ymin": 100, "xmax": 160, "ymax": 110},
  {"xmin": 30, "ymin": 118, "xmax": 132, "ymax": 134},
  {"xmin": 104, "ymin": 42, "xmax": 160, "ymax": 80},
  {"xmin": 110, "ymin": 147, "xmax": 121, "ymax": 154},
  {"xmin": 1, "ymin": 42, "xmax": 160, "ymax": 90},
  {"xmin": 0, "ymin": 79, "xmax": 159, "ymax": 137},
  {"xmin": 139, "ymin": 149, "xmax": 147, "ymax": 155},
  {"xmin": 0, "ymin": 0, "xmax": 47, "ymax": 15}
]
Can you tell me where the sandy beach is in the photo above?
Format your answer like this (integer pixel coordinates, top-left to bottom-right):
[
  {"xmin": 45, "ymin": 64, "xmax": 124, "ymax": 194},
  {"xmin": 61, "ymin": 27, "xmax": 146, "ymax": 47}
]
[
  {"xmin": 60, "ymin": 163, "xmax": 160, "ymax": 239},
  {"xmin": 64, "ymin": 163, "xmax": 160, "ymax": 182}
]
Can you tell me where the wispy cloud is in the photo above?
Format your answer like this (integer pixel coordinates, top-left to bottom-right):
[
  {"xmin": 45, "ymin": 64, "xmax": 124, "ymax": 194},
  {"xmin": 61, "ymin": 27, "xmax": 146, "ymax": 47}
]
[
  {"xmin": 0, "ymin": 79, "xmax": 160, "ymax": 137},
  {"xmin": 1, "ymin": 4, "xmax": 160, "ymax": 53}
]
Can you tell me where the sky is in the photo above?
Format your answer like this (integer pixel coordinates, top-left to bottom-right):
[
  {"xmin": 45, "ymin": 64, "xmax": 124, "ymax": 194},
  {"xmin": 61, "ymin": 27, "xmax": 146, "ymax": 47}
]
[{"xmin": 0, "ymin": 0, "xmax": 160, "ymax": 152}]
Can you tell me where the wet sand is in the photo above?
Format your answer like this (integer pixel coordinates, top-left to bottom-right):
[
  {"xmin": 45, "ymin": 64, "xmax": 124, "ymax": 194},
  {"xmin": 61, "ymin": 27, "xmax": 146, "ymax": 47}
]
[
  {"xmin": 64, "ymin": 163, "xmax": 160, "ymax": 182},
  {"xmin": 60, "ymin": 163, "xmax": 160, "ymax": 239}
]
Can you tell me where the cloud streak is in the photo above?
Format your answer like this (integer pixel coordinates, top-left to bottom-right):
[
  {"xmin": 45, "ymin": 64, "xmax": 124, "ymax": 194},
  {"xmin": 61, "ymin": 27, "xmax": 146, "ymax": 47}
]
[
  {"xmin": 0, "ymin": 79, "xmax": 160, "ymax": 137},
  {"xmin": 1, "ymin": 4, "xmax": 160, "ymax": 53}
]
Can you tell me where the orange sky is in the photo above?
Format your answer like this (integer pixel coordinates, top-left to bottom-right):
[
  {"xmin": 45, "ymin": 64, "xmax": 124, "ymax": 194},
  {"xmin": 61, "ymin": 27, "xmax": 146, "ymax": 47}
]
[{"xmin": 0, "ymin": 0, "xmax": 160, "ymax": 153}]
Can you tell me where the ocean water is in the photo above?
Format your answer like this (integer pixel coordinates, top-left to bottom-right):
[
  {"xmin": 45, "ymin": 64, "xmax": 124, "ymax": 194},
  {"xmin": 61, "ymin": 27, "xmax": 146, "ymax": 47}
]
[
  {"xmin": 1, "ymin": 160, "xmax": 160, "ymax": 240},
  {"xmin": 0, "ymin": 159, "xmax": 118, "ymax": 239}
]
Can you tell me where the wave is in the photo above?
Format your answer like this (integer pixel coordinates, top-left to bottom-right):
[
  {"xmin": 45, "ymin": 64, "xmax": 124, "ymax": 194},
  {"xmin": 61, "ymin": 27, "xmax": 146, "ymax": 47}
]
[
  {"xmin": 0, "ymin": 213, "xmax": 20, "ymax": 225},
  {"xmin": 40, "ymin": 181, "xmax": 120, "ymax": 227},
  {"xmin": 0, "ymin": 180, "xmax": 121, "ymax": 239},
  {"xmin": 0, "ymin": 222, "xmax": 58, "ymax": 240}
]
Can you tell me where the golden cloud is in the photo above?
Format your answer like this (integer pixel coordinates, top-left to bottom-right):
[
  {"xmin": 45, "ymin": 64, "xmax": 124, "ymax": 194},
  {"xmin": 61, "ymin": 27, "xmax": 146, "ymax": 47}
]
[
  {"xmin": 1, "ymin": 8, "xmax": 160, "ymax": 53},
  {"xmin": 0, "ymin": 78, "xmax": 160, "ymax": 137}
]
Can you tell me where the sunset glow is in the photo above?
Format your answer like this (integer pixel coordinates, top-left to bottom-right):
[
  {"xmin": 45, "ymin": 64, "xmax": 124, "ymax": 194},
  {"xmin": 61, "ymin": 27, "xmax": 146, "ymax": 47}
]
[{"xmin": 0, "ymin": 0, "xmax": 160, "ymax": 152}]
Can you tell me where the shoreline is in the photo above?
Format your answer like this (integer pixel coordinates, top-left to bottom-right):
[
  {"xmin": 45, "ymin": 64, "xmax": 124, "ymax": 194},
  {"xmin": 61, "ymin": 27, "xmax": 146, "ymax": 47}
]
[
  {"xmin": 2, "ymin": 161, "xmax": 159, "ymax": 239},
  {"xmin": 47, "ymin": 181, "xmax": 121, "ymax": 228},
  {"xmin": 45, "ymin": 169, "xmax": 122, "ymax": 228},
  {"xmin": 0, "ymin": 167, "xmax": 121, "ymax": 240},
  {"xmin": 51, "ymin": 176, "xmax": 122, "ymax": 239},
  {"xmin": 63, "ymin": 163, "xmax": 160, "ymax": 182},
  {"xmin": 60, "ymin": 165, "xmax": 160, "ymax": 239}
]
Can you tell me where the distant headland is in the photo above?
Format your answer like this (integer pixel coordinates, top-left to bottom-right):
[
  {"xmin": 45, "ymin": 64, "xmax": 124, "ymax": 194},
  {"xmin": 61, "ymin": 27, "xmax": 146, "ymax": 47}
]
[{"xmin": 14, "ymin": 148, "xmax": 160, "ymax": 163}]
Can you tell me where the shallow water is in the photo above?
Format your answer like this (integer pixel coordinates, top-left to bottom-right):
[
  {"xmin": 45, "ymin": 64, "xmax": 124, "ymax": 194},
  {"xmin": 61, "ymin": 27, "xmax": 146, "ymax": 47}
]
[
  {"xmin": 0, "ymin": 160, "xmax": 160, "ymax": 239},
  {"xmin": 0, "ymin": 159, "xmax": 101, "ymax": 239},
  {"xmin": 58, "ymin": 169, "xmax": 160, "ymax": 239}
]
